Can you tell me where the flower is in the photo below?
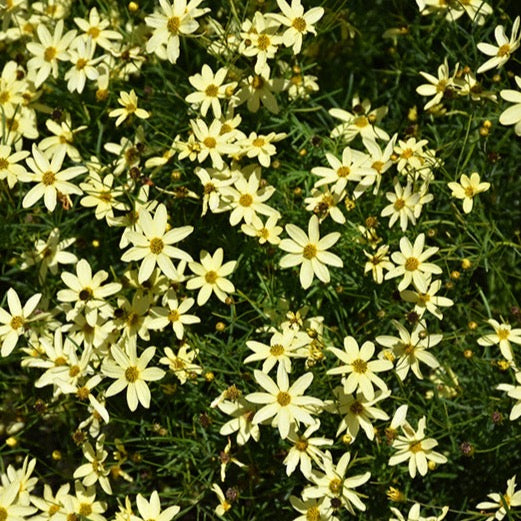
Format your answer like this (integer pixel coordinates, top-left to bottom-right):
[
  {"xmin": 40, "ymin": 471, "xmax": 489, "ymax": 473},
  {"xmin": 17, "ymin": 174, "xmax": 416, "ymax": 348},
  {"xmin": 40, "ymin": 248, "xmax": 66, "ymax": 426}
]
[
  {"xmin": 303, "ymin": 451, "xmax": 370, "ymax": 515},
  {"xmin": 497, "ymin": 371, "xmax": 521, "ymax": 420},
  {"xmin": 186, "ymin": 248, "xmax": 237, "ymax": 306},
  {"xmin": 236, "ymin": 73, "xmax": 284, "ymax": 114},
  {"xmin": 22, "ymin": 145, "xmax": 86, "ymax": 212},
  {"xmin": 73, "ymin": 435, "xmax": 112, "ymax": 494},
  {"xmin": 400, "ymin": 278, "xmax": 454, "ymax": 320},
  {"xmin": 381, "ymin": 178, "xmax": 421, "ymax": 231},
  {"xmin": 376, "ymin": 320, "xmax": 442, "ymax": 381},
  {"xmin": 269, "ymin": 0, "xmax": 324, "ymax": 54},
  {"xmin": 109, "ymin": 90, "xmax": 150, "ymax": 127},
  {"xmin": 239, "ymin": 131, "xmax": 286, "ymax": 167},
  {"xmin": 0, "ymin": 482, "xmax": 36, "ymax": 521},
  {"xmin": 132, "ymin": 491, "xmax": 180, "ymax": 521},
  {"xmin": 74, "ymin": 7, "xmax": 123, "ymax": 51},
  {"xmin": 477, "ymin": 16, "xmax": 520, "ymax": 74},
  {"xmin": 121, "ymin": 203, "xmax": 193, "ymax": 284},
  {"xmin": 241, "ymin": 215, "xmax": 283, "ymax": 245},
  {"xmin": 499, "ymin": 76, "xmax": 521, "ymax": 136},
  {"xmin": 385, "ymin": 234, "xmax": 442, "ymax": 293},
  {"xmin": 416, "ymin": 58, "xmax": 458, "ymax": 110},
  {"xmin": 279, "ymin": 215, "xmax": 343, "ymax": 289},
  {"xmin": 326, "ymin": 336, "xmax": 392, "ymax": 400},
  {"xmin": 389, "ymin": 414, "xmax": 447, "ymax": 478},
  {"xmin": 185, "ymin": 64, "xmax": 235, "ymax": 118},
  {"xmin": 80, "ymin": 172, "xmax": 127, "ymax": 221},
  {"xmin": 26, "ymin": 20, "xmax": 77, "ymax": 88},
  {"xmin": 390, "ymin": 502, "xmax": 449, "ymax": 521},
  {"xmin": 283, "ymin": 421, "xmax": 332, "ymax": 477},
  {"xmin": 211, "ymin": 483, "xmax": 232, "ymax": 516},
  {"xmin": 364, "ymin": 245, "xmax": 394, "ymax": 284},
  {"xmin": 0, "ymin": 144, "xmax": 30, "ymax": 188},
  {"xmin": 476, "ymin": 475, "xmax": 521, "ymax": 521},
  {"xmin": 0, "ymin": 288, "xmax": 42, "ymax": 357},
  {"xmin": 217, "ymin": 394, "xmax": 260, "ymax": 446},
  {"xmin": 158, "ymin": 343, "xmax": 202, "ymax": 384},
  {"xmin": 478, "ymin": 319, "xmax": 521, "ymax": 361},
  {"xmin": 247, "ymin": 364, "xmax": 323, "ymax": 439},
  {"xmin": 64, "ymin": 37, "xmax": 102, "ymax": 94},
  {"xmin": 102, "ymin": 339, "xmax": 165, "ymax": 411},
  {"xmin": 447, "ymin": 172, "xmax": 490, "ymax": 213},
  {"xmin": 289, "ymin": 496, "xmax": 330, "ymax": 521}
]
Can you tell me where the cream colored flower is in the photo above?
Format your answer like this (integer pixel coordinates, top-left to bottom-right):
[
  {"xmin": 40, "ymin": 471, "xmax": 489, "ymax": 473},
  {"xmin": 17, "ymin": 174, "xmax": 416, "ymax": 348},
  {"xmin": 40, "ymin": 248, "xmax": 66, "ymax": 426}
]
[
  {"xmin": 477, "ymin": 16, "xmax": 520, "ymax": 74},
  {"xmin": 381, "ymin": 178, "xmax": 421, "ymax": 231},
  {"xmin": 400, "ymin": 278, "xmax": 454, "ymax": 320},
  {"xmin": 158, "ymin": 343, "xmax": 202, "ymax": 384},
  {"xmin": 102, "ymin": 339, "xmax": 165, "ymax": 411},
  {"xmin": 448, "ymin": 172, "xmax": 489, "ymax": 213},
  {"xmin": 132, "ymin": 491, "xmax": 180, "ymax": 521},
  {"xmin": 109, "ymin": 90, "xmax": 150, "ymax": 127},
  {"xmin": 0, "ymin": 144, "xmax": 30, "ymax": 189},
  {"xmin": 499, "ymin": 76, "xmax": 521, "ymax": 135},
  {"xmin": 497, "ymin": 371, "xmax": 521, "ymax": 421},
  {"xmin": 186, "ymin": 248, "xmax": 237, "ymax": 306},
  {"xmin": 478, "ymin": 319, "xmax": 521, "ymax": 361},
  {"xmin": 247, "ymin": 365, "xmax": 323, "ymax": 439},
  {"xmin": 279, "ymin": 215, "xmax": 343, "ymax": 289}
]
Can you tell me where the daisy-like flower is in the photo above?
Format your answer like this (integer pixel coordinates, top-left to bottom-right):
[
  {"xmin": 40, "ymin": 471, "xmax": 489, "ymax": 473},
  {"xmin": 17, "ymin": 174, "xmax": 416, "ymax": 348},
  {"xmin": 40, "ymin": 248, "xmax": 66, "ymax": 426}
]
[
  {"xmin": 381, "ymin": 178, "xmax": 421, "ymax": 232},
  {"xmin": 303, "ymin": 451, "xmax": 370, "ymax": 515},
  {"xmin": 132, "ymin": 491, "xmax": 180, "ymax": 521},
  {"xmin": 389, "ymin": 414, "xmax": 447, "ymax": 478},
  {"xmin": 376, "ymin": 320, "xmax": 442, "ymax": 381},
  {"xmin": 329, "ymin": 97, "xmax": 389, "ymax": 144},
  {"xmin": 279, "ymin": 215, "xmax": 343, "ymax": 290},
  {"xmin": 217, "ymin": 394, "xmax": 260, "ymax": 446},
  {"xmin": 2, "ymin": 456, "xmax": 38, "ymax": 506},
  {"xmin": 326, "ymin": 336, "xmax": 393, "ymax": 400},
  {"xmin": 478, "ymin": 319, "xmax": 521, "ymax": 361},
  {"xmin": 185, "ymin": 65, "xmax": 235, "ymax": 118},
  {"xmin": 121, "ymin": 203, "xmax": 193, "ymax": 284},
  {"xmin": 247, "ymin": 364, "xmax": 323, "ymax": 439},
  {"xmin": 102, "ymin": 339, "xmax": 165, "ymax": 411},
  {"xmin": 221, "ymin": 168, "xmax": 279, "ymax": 226},
  {"xmin": 73, "ymin": 435, "xmax": 112, "ymax": 495},
  {"xmin": 61, "ymin": 482, "xmax": 107, "ymax": 521},
  {"xmin": 57, "ymin": 258, "xmax": 122, "ymax": 327},
  {"xmin": 38, "ymin": 117, "xmax": 87, "ymax": 162},
  {"xmin": 326, "ymin": 387, "xmax": 390, "ymax": 441},
  {"xmin": 0, "ymin": 482, "xmax": 36, "ymax": 521},
  {"xmin": 0, "ymin": 144, "xmax": 30, "ymax": 189},
  {"xmin": 477, "ymin": 16, "xmax": 521, "ymax": 74},
  {"xmin": 400, "ymin": 278, "xmax": 454, "ymax": 320},
  {"xmin": 385, "ymin": 234, "xmax": 442, "ymax": 293},
  {"xmin": 283, "ymin": 421, "xmax": 333, "ymax": 478},
  {"xmin": 363, "ymin": 245, "xmax": 394, "ymax": 284},
  {"xmin": 311, "ymin": 146, "xmax": 374, "ymax": 195},
  {"xmin": 22, "ymin": 145, "xmax": 86, "ymax": 212},
  {"xmin": 64, "ymin": 37, "xmax": 102, "ymax": 94},
  {"xmin": 447, "ymin": 172, "xmax": 490, "ymax": 213},
  {"xmin": 0, "ymin": 288, "xmax": 42, "ymax": 357},
  {"xmin": 158, "ymin": 343, "xmax": 202, "ymax": 384},
  {"xmin": 211, "ymin": 483, "xmax": 233, "ymax": 517},
  {"xmin": 194, "ymin": 166, "xmax": 235, "ymax": 216},
  {"xmin": 145, "ymin": 0, "xmax": 209, "ymax": 64},
  {"xmin": 26, "ymin": 20, "xmax": 77, "ymax": 88},
  {"xmin": 236, "ymin": 73, "xmax": 285, "ymax": 114},
  {"xmin": 269, "ymin": 0, "xmax": 324, "ymax": 54},
  {"xmin": 244, "ymin": 326, "xmax": 308, "ymax": 374},
  {"xmin": 477, "ymin": 476, "xmax": 521, "ymax": 521},
  {"xmin": 80, "ymin": 172, "xmax": 126, "ymax": 221},
  {"xmin": 239, "ymin": 131, "xmax": 286, "ymax": 167},
  {"xmin": 109, "ymin": 90, "xmax": 150, "ymax": 127},
  {"xmin": 499, "ymin": 76, "xmax": 521, "ymax": 136},
  {"xmin": 390, "ymin": 502, "xmax": 449, "ymax": 521},
  {"xmin": 186, "ymin": 248, "xmax": 237, "ymax": 306},
  {"xmin": 289, "ymin": 496, "xmax": 330, "ymax": 521},
  {"xmin": 416, "ymin": 58, "xmax": 458, "ymax": 111},
  {"xmin": 74, "ymin": 7, "xmax": 123, "ymax": 52},
  {"xmin": 147, "ymin": 290, "xmax": 200, "ymax": 339},
  {"xmin": 241, "ymin": 214, "xmax": 283, "ymax": 245},
  {"xmin": 497, "ymin": 371, "xmax": 521, "ymax": 420}
]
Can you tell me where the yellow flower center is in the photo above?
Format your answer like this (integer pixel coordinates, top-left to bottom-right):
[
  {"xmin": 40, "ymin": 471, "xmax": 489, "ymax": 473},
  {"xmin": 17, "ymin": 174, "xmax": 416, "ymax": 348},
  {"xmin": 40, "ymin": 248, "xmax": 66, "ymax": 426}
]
[
  {"xmin": 127, "ymin": 312, "xmax": 140, "ymax": 326},
  {"xmin": 251, "ymin": 75, "xmax": 264, "ymax": 90},
  {"xmin": 292, "ymin": 17, "xmax": 307, "ymax": 32},
  {"xmin": 464, "ymin": 186, "xmax": 474, "ymax": 197},
  {"xmin": 436, "ymin": 79, "xmax": 448, "ymax": 93},
  {"xmin": 372, "ymin": 160, "xmax": 384, "ymax": 172},
  {"xmin": 87, "ymin": 26, "xmax": 100, "ymax": 38},
  {"xmin": 204, "ymin": 182, "xmax": 215, "ymax": 194},
  {"xmin": 329, "ymin": 478, "xmax": 342, "ymax": 495},
  {"xmin": 205, "ymin": 270, "xmax": 218, "ymax": 284},
  {"xmin": 257, "ymin": 33, "xmax": 270, "ymax": 50},
  {"xmin": 497, "ymin": 328, "xmax": 510, "ymax": 341},
  {"xmin": 203, "ymin": 137, "xmax": 217, "ymax": 149},
  {"xmin": 409, "ymin": 441, "xmax": 423, "ymax": 453},
  {"xmin": 239, "ymin": 193, "xmax": 253, "ymax": 207},
  {"xmin": 69, "ymin": 365, "xmax": 80, "ymax": 377},
  {"xmin": 351, "ymin": 358, "xmax": 368, "ymax": 373},
  {"xmin": 276, "ymin": 391, "xmax": 291, "ymax": 406},
  {"xmin": 0, "ymin": 508, "xmax": 8, "ymax": 521},
  {"xmin": 10, "ymin": 315, "xmax": 24, "ymax": 330},
  {"xmin": 167, "ymin": 16, "xmax": 180, "ymax": 34},
  {"xmin": 77, "ymin": 386, "xmax": 90, "ymax": 400},
  {"xmin": 125, "ymin": 366, "xmax": 139, "ymax": 383},
  {"xmin": 168, "ymin": 309, "xmax": 180, "ymax": 322},
  {"xmin": 354, "ymin": 115, "xmax": 369, "ymax": 128},
  {"xmin": 79, "ymin": 504, "xmax": 92, "ymax": 517},
  {"xmin": 205, "ymin": 84, "xmax": 219, "ymax": 97},
  {"xmin": 393, "ymin": 198, "xmax": 405, "ymax": 210},
  {"xmin": 497, "ymin": 43, "xmax": 511, "ymax": 57},
  {"xmin": 0, "ymin": 91, "xmax": 9, "ymax": 104},
  {"xmin": 76, "ymin": 58, "xmax": 88, "ymax": 70},
  {"xmin": 54, "ymin": 356, "xmax": 67, "ymax": 366},
  {"xmin": 418, "ymin": 292, "xmax": 430, "ymax": 304},
  {"xmin": 67, "ymin": 514, "xmax": 78, "ymax": 521},
  {"xmin": 44, "ymin": 46, "xmax": 57, "ymax": 62},
  {"xmin": 42, "ymin": 171, "xmax": 56, "ymax": 186},
  {"xmin": 306, "ymin": 506, "xmax": 320, "ymax": 521},
  {"xmin": 252, "ymin": 137, "xmax": 265, "ymax": 147},
  {"xmin": 150, "ymin": 237, "xmax": 164, "ymax": 254},
  {"xmin": 400, "ymin": 148, "xmax": 414, "ymax": 159},
  {"xmin": 270, "ymin": 344, "xmax": 284, "ymax": 356},
  {"xmin": 405, "ymin": 257, "xmax": 420, "ymax": 271},
  {"xmin": 125, "ymin": 102, "xmax": 136, "ymax": 113},
  {"xmin": 295, "ymin": 438, "xmax": 309, "ymax": 451},
  {"xmin": 99, "ymin": 191, "xmax": 112, "ymax": 202},
  {"xmin": 48, "ymin": 505, "xmax": 60, "ymax": 515},
  {"xmin": 303, "ymin": 244, "xmax": 317, "ymax": 260},
  {"xmin": 337, "ymin": 166, "xmax": 350, "ymax": 178}
]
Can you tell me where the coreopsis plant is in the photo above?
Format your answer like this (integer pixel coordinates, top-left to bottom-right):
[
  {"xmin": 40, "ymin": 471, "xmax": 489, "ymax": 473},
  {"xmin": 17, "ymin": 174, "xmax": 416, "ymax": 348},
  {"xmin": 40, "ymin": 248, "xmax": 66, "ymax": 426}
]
[
  {"xmin": 478, "ymin": 319, "xmax": 521, "ymax": 361},
  {"xmin": 497, "ymin": 370, "xmax": 521, "ymax": 420},
  {"xmin": 499, "ymin": 76, "xmax": 521, "ymax": 135},
  {"xmin": 447, "ymin": 172, "xmax": 490, "ymax": 213},
  {"xmin": 279, "ymin": 215, "xmax": 343, "ymax": 289},
  {"xmin": 476, "ymin": 475, "xmax": 521, "ymax": 521},
  {"xmin": 109, "ymin": 90, "xmax": 150, "ymax": 127}
]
